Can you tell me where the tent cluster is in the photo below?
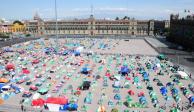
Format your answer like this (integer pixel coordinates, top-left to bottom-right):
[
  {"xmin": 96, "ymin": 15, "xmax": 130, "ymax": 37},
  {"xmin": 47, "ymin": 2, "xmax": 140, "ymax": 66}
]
[{"xmin": 0, "ymin": 38, "xmax": 193, "ymax": 112}]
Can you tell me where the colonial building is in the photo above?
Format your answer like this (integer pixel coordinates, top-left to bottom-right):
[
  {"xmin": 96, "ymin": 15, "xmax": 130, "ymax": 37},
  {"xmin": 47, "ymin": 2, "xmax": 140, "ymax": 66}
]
[
  {"xmin": 11, "ymin": 21, "xmax": 25, "ymax": 33},
  {"xmin": 167, "ymin": 14, "xmax": 194, "ymax": 51},
  {"xmin": 25, "ymin": 15, "xmax": 155, "ymax": 36},
  {"xmin": 0, "ymin": 20, "xmax": 25, "ymax": 34},
  {"xmin": 0, "ymin": 22, "xmax": 12, "ymax": 33}
]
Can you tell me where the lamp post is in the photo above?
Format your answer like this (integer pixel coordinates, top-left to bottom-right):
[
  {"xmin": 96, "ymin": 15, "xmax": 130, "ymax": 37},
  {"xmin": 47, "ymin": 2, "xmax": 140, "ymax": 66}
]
[{"xmin": 55, "ymin": 0, "xmax": 58, "ymax": 40}]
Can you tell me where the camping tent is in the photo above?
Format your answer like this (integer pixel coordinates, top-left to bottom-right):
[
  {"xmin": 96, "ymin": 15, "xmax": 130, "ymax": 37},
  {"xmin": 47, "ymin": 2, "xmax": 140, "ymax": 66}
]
[
  {"xmin": 0, "ymin": 78, "xmax": 9, "ymax": 83},
  {"xmin": 160, "ymin": 87, "xmax": 168, "ymax": 96},
  {"xmin": 120, "ymin": 66, "xmax": 130, "ymax": 75},
  {"xmin": 97, "ymin": 105, "xmax": 106, "ymax": 112},
  {"xmin": 6, "ymin": 64, "xmax": 15, "ymax": 71},
  {"xmin": 177, "ymin": 71, "xmax": 188, "ymax": 79},
  {"xmin": 59, "ymin": 103, "xmax": 78, "ymax": 111}
]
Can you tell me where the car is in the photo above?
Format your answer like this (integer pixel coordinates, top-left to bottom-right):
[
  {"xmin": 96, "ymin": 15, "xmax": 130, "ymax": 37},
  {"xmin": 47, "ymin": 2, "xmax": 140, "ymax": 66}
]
[{"xmin": 22, "ymin": 91, "xmax": 32, "ymax": 98}]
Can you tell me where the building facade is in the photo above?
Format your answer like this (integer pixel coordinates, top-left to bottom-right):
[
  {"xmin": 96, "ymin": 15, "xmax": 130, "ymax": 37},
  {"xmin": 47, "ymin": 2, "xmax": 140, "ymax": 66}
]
[
  {"xmin": 25, "ymin": 15, "xmax": 155, "ymax": 36},
  {"xmin": 0, "ymin": 22, "xmax": 12, "ymax": 33},
  {"xmin": 167, "ymin": 14, "xmax": 194, "ymax": 51},
  {"xmin": 11, "ymin": 21, "xmax": 25, "ymax": 33},
  {"xmin": 0, "ymin": 20, "xmax": 25, "ymax": 34}
]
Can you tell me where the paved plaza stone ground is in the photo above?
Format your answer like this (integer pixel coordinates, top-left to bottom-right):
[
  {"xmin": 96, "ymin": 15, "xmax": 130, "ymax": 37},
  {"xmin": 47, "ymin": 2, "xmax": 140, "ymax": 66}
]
[{"xmin": 0, "ymin": 37, "xmax": 193, "ymax": 112}]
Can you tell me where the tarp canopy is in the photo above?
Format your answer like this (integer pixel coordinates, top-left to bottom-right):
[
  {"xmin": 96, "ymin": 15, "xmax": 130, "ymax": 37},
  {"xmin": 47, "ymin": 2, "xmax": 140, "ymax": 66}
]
[
  {"xmin": 32, "ymin": 98, "xmax": 45, "ymax": 107},
  {"xmin": 45, "ymin": 97, "xmax": 68, "ymax": 105}
]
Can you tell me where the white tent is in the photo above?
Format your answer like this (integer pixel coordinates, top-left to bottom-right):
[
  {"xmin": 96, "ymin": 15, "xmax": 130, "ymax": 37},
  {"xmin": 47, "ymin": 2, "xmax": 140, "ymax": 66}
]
[
  {"xmin": 32, "ymin": 93, "xmax": 40, "ymax": 100},
  {"xmin": 177, "ymin": 71, "xmax": 188, "ymax": 79}
]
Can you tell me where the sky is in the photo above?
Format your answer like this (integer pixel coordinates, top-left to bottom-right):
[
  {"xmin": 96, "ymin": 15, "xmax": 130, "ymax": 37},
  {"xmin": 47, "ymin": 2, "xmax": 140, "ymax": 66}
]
[{"xmin": 0, "ymin": 0, "xmax": 194, "ymax": 20}]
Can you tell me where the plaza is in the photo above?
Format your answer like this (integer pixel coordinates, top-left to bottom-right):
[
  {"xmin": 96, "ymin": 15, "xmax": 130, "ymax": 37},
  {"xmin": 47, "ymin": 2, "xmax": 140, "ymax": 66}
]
[{"xmin": 0, "ymin": 37, "xmax": 193, "ymax": 112}]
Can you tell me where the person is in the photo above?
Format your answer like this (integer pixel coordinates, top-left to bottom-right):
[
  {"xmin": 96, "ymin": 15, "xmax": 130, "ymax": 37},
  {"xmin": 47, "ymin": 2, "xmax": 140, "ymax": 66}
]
[
  {"xmin": 44, "ymin": 104, "xmax": 48, "ymax": 110},
  {"xmin": 189, "ymin": 73, "xmax": 192, "ymax": 78},
  {"xmin": 21, "ymin": 104, "xmax": 24, "ymax": 112}
]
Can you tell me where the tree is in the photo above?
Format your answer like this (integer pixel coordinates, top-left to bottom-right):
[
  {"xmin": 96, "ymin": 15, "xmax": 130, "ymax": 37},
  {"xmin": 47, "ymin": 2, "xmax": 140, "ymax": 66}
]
[
  {"xmin": 115, "ymin": 17, "xmax": 119, "ymax": 20},
  {"xmin": 123, "ymin": 16, "xmax": 128, "ymax": 20},
  {"xmin": 26, "ymin": 34, "xmax": 31, "ymax": 37},
  {"xmin": 163, "ymin": 28, "xmax": 170, "ymax": 36}
]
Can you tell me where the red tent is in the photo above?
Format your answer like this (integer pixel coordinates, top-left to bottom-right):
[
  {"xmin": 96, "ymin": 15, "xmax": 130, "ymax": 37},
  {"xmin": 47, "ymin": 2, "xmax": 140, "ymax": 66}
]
[
  {"xmin": 138, "ymin": 92, "xmax": 145, "ymax": 97},
  {"xmin": 125, "ymin": 76, "xmax": 131, "ymax": 80},
  {"xmin": 22, "ymin": 69, "xmax": 30, "ymax": 74},
  {"xmin": 105, "ymin": 73, "xmax": 111, "ymax": 77},
  {"xmin": 45, "ymin": 97, "xmax": 68, "ymax": 105},
  {"xmin": 32, "ymin": 59, "xmax": 39, "ymax": 64},
  {"xmin": 128, "ymin": 90, "xmax": 135, "ymax": 95},
  {"xmin": 6, "ymin": 64, "xmax": 15, "ymax": 71},
  {"xmin": 32, "ymin": 98, "xmax": 45, "ymax": 107}
]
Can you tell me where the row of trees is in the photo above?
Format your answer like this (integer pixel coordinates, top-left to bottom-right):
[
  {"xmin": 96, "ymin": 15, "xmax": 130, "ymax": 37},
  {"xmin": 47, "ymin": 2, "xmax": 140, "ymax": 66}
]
[{"xmin": 115, "ymin": 16, "xmax": 135, "ymax": 20}]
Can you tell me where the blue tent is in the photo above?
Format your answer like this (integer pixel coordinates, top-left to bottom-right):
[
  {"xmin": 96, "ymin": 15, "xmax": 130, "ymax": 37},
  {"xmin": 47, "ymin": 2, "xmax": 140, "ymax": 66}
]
[
  {"xmin": 143, "ymin": 72, "xmax": 149, "ymax": 80},
  {"xmin": 189, "ymin": 96, "xmax": 194, "ymax": 104},
  {"xmin": 114, "ymin": 94, "xmax": 121, "ymax": 100},
  {"xmin": 81, "ymin": 67, "xmax": 91, "ymax": 74},
  {"xmin": 0, "ymin": 83, "xmax": 5, "ymax": 92},
  {"xmin": 59, "ymin": 103, "xmax": 78, "ymax": 111},
  {"xmin": 139, "ymin": 96, "xmax": 147, "ymax": 105},
  {"xmin": 84, "ymin": 97, "xmax": 92, "ymax": 104},
  {"xmin": 160, "ymin": 87, "xmax": 168, "ymax": 96},
  {"xmin": 10, "ymin": 84, "xmax": 21, "ymax": 94},
  {"xmin": 0, "ymin": 65, "xmax": 4, "ymax": 70},
  {"xmin": 120, "ymin": 66, "xmax": 129, "ymax": 75},
  {"xmin": 4, "ymin": 48, "xmax": 13, "ymax": 52},
  {"xmin": 74, "ymin": 51, "xmax": 80, "ymax": 56},
  {"xmin": 63, "ymin": 50, "xmax": 69, "ymax": 55},
  {"xmin": 171, "ymin": 88, "xmax": 178, "ymax": 95}
]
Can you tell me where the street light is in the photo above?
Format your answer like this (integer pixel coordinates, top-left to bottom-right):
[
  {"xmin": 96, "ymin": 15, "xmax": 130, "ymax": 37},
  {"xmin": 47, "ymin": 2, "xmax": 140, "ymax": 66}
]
[{"xmin": 55, "ymin": 0, "xmax": 58, "ymax": 40}]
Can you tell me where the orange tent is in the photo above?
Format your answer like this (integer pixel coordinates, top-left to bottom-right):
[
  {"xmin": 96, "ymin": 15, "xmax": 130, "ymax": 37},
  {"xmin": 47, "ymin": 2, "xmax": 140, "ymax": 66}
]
[
  {"xmin": 0, "ymin": 78, "xmax": 9, "ymax": 83},
  {"xmin": 97, "ymin": 106, "xmax": 106, "ymax": 112},
  {"xmin": 0, "ymin": 99, "xmax": 4, "ymax": 105}
]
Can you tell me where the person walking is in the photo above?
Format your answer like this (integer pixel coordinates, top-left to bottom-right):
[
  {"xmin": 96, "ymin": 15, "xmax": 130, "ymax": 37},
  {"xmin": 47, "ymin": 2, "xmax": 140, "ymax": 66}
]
[
  {"xmin": 189, "ymin": 73, "xmax": 192, "ymax": 79},
  {"xmin": 21, "ymin": 104, "xmax": 24, "ymax": 112}
]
